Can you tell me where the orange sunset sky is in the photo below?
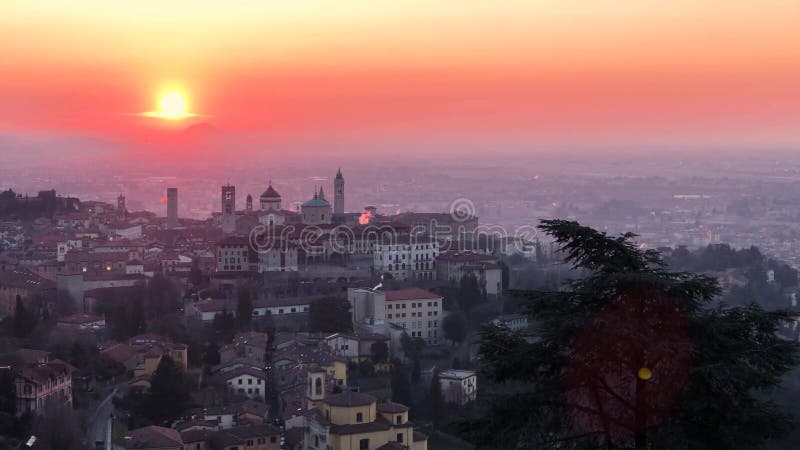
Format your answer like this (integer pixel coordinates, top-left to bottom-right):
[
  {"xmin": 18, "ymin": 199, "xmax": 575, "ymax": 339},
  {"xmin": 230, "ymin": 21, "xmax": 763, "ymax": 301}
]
[{"xmin": 1, "ymin": 0, "xmax": 799, "ymax": 153}]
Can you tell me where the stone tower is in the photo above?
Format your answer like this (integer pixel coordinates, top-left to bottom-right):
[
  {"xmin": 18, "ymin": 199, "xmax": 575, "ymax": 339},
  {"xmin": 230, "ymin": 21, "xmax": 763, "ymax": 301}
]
[
  {"xmin": 117, "ymin": 194, "xmax": 126, "ymax": 220},
  {"xmin": 334, "ymin": 168, "xmax": 344, "ymax": 215},
  {"xmin": 166, "ymin": 188, "xmax": 178, "ymax": 230},
  {"xmin": 221, "ymin": 184, "xmax": 236, "ymax": 234}
]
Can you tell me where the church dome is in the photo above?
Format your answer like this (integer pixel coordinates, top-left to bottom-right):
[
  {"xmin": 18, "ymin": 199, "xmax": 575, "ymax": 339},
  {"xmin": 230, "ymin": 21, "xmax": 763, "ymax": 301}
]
[
  {"xmin": 260, "ymin": 184, "xmax": 280, "ymax": 199},
  {"xmin": 302, "ymin": 197, "xmax": 330, "ymax": 207}
]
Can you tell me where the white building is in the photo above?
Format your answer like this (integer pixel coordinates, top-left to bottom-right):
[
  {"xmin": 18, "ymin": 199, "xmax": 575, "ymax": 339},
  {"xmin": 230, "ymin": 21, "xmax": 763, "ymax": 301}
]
[
  {"xmin": 373, "ymin": 237, "xmax": 438, "ymax": 281},
  {"xmin": 385, "ymin": 288, "xmax": 443, "ymax": 345},
  {"xmin": 348, "ymin": 287, "xmax": 444, "ymax": 345},
  {"xmin": 439, "ymin": 369, "xmax": 477, "ymax": 405},
  {"xmin": 222, "ymin": 367, "xmax": 268, "ymax": 402},
  {"xmin": 436, "ymin": 250, "xmax": 504, "ymax": 296}
]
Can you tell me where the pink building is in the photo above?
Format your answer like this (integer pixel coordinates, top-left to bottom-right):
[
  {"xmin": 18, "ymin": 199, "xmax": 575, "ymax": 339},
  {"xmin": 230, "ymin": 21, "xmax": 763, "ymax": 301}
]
[{"xmin": 14, "ymin": 359, "xmax": 76, "ymax": 413}]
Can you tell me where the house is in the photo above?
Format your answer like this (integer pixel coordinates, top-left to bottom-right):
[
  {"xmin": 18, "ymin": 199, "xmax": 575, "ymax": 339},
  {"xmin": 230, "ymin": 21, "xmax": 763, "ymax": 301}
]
[
  {"xmin": 0, "ymin": 268, "xmax": 55, "ymax": 319},
  {"xmin": 220, "ymin": 332, "xmax": 270, "ymax": 365},
  {"xmin": 302, "ymin": 373, "xmax": 428, "ymax": 450},
  {"xmin": 126, "ymin": 425, "xmax": 183, "ymax": 450},
  {"xmin": 99, "ymin": 342, "xmax": 139, "ymax": 371},
  {"xmin": 438, "ymin": 369, "xmax": 477, "ymax": 405},
  {"xmin": 436, "ymin": 250, "xmax": 504, "ymax": 296},
  {"xmin": 490, "ymin": 313, "xmax": 528, "ymax": 332},
  {"xmin": 252, "ymin": 296, "xmax": 312, "ymax": 318},
  {"xmin": 323, "ymin": 332, "xmax": 390, "ymax": 363},
  {"xmin": 127, "ymin": 334, "xmax": 189, "ymax": 377},
  {"xmin": 129, "ymin": 423, "xmax": 282, "ymax": 450},
  {"xmin": 14, "ymin": 359, "xmax": 76, "ymax": 413},
  {"xmin": 56, "ymin": 312, "xmax": 106, "ymax": 332},
  {"xmin": 221, "ymin": 366, "xmax": 268, "ymax": 401}
]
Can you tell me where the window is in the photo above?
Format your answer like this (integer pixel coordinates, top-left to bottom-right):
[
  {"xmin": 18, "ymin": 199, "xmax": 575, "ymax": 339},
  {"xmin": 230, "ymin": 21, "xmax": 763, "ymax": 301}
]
[
  {"xmin": 397, "ymin": 433, "xmax": 404, "ymax": 443},
  {"xmin": 248, "ymin": 378, "xmax": 253, "ymax": 385},
  {"xmin": 270, "ymin": 436, "xmax": 277, "ymax": 443},
  {"xmin": 238, "ymin": 379, "xmax": 243, "ymax": 385},
  {"xmin": 356, "ymin": 412, "xmax": 363, "ymax": 422},
  {"xmin": 387, "ymin": 314, "xmax": 392, "ymax": 319},
  {"xmin": 247, "ymin": 440, "xmax": 253, "ymax": 446},
  {"xmin": 396, "ymin": 415, "xmax": 402, "ymax": 424},
  {"xmin": 359, "ymin": 439, "xmax": 369, "ymax": 450}
]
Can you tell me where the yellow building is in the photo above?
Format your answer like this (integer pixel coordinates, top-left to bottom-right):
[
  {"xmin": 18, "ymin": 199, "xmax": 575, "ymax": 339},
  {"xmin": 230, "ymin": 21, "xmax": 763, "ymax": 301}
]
[
  {"xmin": 303, "ymin": 372, "xmax": 427, "ymax": 450},
  {"xmin": 127, "ymin": 334, "xmax": 189, "ymax": 378}
]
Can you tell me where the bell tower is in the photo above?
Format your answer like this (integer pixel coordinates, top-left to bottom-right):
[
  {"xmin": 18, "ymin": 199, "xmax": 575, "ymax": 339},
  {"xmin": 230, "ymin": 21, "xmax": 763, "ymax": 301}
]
[
  {"xmin": 334, "ymin": 168, "xmax": 344, "ymax": 215},
  {"xmin": 221, "ymin": 184, "xmax": 236, "ymax": 234},
  {"xmin": 307, "ymin": 370, "xmax": 326, "ymax": 409}
]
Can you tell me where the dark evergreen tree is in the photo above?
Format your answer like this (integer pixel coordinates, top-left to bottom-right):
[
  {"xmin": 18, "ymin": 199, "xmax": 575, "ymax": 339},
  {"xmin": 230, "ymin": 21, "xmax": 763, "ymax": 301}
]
[
  {"xmin": 429, "ymin": 367, "xmax": 444, "ymax": 426},
  {"xmin": 308, "ymin": 297, "xmax": 353, "ymax": 333},
  {"xmin": 188, "ymin": 259, "xmax": 204, "ymax": 287},
  {"xmin": 236, "ymin": 288, "xmax": 253, "ymax": 329},
  {"xmin": 0, "ymin": 369, "xmax": 16, "ymax": 415},
  {"xmin": 442, "ymin": 311, "xmax": 468, "ymax": 345},
  {"xmin": 462, "ymin": 220, "xmax": 800, "ymax": 450},
  {"xmin": 146, "ymin": 356, "xmax": 190, "ymax": 425},
  {"xmin": 203, "ymin": 342, "xmax": 221, "ymax": 367},
  {"xmin": 391, "ymin": 367, "xmax": 413, "ymax": 408},
  {"xmin": 370, "ymin": 341, "xmax": 389, "ymax": 364}
]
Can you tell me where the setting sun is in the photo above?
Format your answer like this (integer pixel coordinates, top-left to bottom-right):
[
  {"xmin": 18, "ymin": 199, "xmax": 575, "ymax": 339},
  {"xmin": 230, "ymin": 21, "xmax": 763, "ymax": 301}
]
[
  {"xmin": 159, "ymin": 92, "xmax": 187, "ymax": 119},
  {"xmin": 140, "ymin": 89, "xmax": 197, "ymax": 120}
]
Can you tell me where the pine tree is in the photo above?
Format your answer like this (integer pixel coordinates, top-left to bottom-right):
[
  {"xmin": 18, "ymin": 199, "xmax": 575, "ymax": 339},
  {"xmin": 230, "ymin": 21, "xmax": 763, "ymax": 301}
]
[
  {"xmin": 236, "ymin": 288, "xmax": 253, "ymax": 329},
  {"xmin": 463, "ymin": 220, "xmax": 800, "ymax": 450},
  {"xmin": 430, "ymin": 367, "xmax": 444, "ymax": 426}
]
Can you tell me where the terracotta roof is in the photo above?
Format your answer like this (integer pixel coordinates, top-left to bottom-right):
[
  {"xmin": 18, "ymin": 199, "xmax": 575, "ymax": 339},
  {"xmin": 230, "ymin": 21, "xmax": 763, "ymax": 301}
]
[
  {"xmin": 376, "ymin": 402, "xmax": 409, "ymax": 413},
  {"xmin": 227, "ymin": 424, "xmax": 282, "ymax": 438},
  {"xmin": 329, "ymin": 418, "xmax": 391, "ymax": 435},
  {"xmin": 14, "ymin": 348, "xmax": 51, "ymax": 365},
  {"xmin": 384, "ymin": 288, "xmax": 442, "ymax": 302},
  {"xmin": 325, "ymin": 391, "xmax": 376, "ymax": 408},
  {"xmin": 0, "ymin": 268, "xmax": 54, "ymax": 290},
  {"xmin": 376, "ymin": 443, "xmax": 405, "ymax": 450},
  {"xmin": 220, "ymin": 366, "xmax": 267, "ymax": 381},
  {"xmin": 57, "ymin": 313, "xmax": 104, "ymax": 325},
  {"xmin": 101, "ymin": 343, "xmax": 138, "ymax": 364},
  {"xmin": 127, "ymin": 426, "xmax": 183, "ymax": 449}
]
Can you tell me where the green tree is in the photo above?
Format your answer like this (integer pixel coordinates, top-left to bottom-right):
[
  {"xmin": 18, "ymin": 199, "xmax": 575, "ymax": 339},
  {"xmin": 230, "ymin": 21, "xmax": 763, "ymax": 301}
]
[
  {"xmin": 370, "ymin": 341, "xmax": 389, "ymax": 364},
  {"xmin": 308, "ymin": 297, "xmax": 353, "ymax": 333},
  {"xmin": 429, "ymin": 367, "xmax": 444, "ymax": 426},
  {"xmin": 391, "ymin": 367, "xmax": 413, "ymax": 408},
  {"xmin": 188, "ymin": 259, "xmax": 204, "ymax": 287},
  {"xmin": 463, "ymin": 220, "xmax": 800, "ymax": 449},
  {"xmin": 0, "ymin": 369, "xmax": 16, "ymax": 415},
  {"xmin": 213, "ymin": 309, "xmax": 237, "ymax": 343},
  {"xmin": 442, "ymin": 311, "xmax": 468, "ymax": 345},
  {"xmin": 203, "ymin": 342, "xmax": 221, "ymax": 367},
  {"xmin": 31, "ymin": 402, "xmax": 82, "ymax": 450},
  {"xmin": 458, "ymin": 273, "xmax": 485, "ymax": 311},
  {"xmin": 13, "ymin": 296, "xmax": 36, "ymax": 338},
  {"xmin": 236, "ymin": 288, "xmax": 254, "ymax": 329},
  {"xmin": 147, "ymin": 356, "xmax": 190, "ymax": 425}
]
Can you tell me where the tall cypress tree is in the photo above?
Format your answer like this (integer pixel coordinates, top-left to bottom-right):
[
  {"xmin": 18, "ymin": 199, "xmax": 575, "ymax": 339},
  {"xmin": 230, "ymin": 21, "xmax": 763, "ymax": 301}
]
[{"xmin": 463, "ymin": 220, "xmax": 800, "ymax": 449}]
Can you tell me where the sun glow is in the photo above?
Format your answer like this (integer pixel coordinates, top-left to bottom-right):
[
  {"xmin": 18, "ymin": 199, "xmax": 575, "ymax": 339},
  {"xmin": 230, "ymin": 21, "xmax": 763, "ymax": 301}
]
[{"xmin": 141, "ymin": 89, "xmax": 197, "ymax": 120}]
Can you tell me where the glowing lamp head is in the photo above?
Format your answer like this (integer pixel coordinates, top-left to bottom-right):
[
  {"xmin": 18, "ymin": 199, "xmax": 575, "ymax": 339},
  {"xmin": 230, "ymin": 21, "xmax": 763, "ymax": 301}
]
[{"xmin": 158, "ymin": 92, "xmax": 187, "ymax": 119}]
